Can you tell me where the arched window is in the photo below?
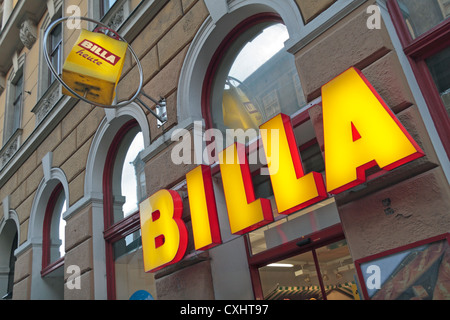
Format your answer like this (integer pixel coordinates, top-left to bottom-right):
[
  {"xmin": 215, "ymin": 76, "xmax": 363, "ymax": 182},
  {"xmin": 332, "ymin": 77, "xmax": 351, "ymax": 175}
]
[
  {"xmin": 41, "ymin": 183, "xmax": 66, "ymax": 278},
  {"xmin": 0, "ymin": 218, "xmax": 18, "ymax": 300},
  {"xmin": 34, "ymin": 181, "xmax": 67, "ymax": 298},
  {"xmin": 103, "ymin": 120, "xmax": 156, "ymax": 300},
  {"xmin": 204, "ymin": 14, "xmax": 306, "ymax": 134}
]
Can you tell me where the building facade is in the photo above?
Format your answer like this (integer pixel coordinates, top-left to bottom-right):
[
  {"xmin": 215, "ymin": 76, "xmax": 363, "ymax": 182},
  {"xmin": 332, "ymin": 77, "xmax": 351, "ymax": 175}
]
[{"xmin": 0, "ymin": 0, "xmax": 448, "ymax": 300}]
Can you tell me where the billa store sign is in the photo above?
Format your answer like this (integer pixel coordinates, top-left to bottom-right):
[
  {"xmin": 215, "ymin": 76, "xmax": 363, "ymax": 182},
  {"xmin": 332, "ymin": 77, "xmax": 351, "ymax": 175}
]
[
  {"xmin": 62, "ymin": 29, "xmax": 127, "ymax": 105},
  {"xmin": 60, "ymin": 34, "xmax": 423, "ymax": 272},
  {"xmin": 138, "ymin": 68, "xmax": 424, "ymax": 273}
]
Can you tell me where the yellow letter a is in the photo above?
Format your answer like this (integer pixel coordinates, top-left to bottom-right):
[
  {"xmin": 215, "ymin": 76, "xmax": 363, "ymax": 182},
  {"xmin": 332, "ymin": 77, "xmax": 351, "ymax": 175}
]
[{"xmin": 322, "ymin": 67, "xmax": 424, "ymax": 194}]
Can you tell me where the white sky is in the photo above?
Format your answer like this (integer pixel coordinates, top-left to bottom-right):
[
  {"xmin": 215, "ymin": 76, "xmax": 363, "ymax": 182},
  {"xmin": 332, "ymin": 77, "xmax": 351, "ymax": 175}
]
[{"xmin": 229, "ymin": 23, "xmax": 289, "ymax": 82}]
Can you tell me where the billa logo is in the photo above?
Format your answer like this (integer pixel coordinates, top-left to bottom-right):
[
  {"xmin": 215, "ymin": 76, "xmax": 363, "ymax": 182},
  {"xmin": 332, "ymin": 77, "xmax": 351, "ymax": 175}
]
[
  {"xmin": 139, "ymin": 67, "xmax": 425, "ymax": 273},
  {"xmin": 77, "ymin": 39, "xmax": 121, "ymax": 66}
]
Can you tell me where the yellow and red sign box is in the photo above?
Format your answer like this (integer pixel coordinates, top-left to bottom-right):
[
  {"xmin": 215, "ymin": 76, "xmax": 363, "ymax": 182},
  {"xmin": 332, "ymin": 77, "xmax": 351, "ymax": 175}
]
[
  {"xmin": 62, "ymin": 29, "xmax": 127, "ymax": 105},
  {"xmin": 139, "ymin": 67, "xmax": 425, "ymax": 273}
]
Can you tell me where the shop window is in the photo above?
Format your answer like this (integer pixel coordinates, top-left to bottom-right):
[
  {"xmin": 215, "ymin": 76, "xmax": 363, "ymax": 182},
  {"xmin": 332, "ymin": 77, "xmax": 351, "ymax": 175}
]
[
  {"xmin": 4, "ymin": 71, "xmax": 23, "ymax": 144},
  {"xmin": 396, "ymin": 0, "xmax": 449, "ymax": 39},
  {"xmin": 103, "ymin": 120, "xmax": 156, "ymax": 300},
  {"xmin": 101, "ymin": 0, "xmax": 118, "ymax": 18},
  {"xmin": 388, "ymin": 0, "xmax": 450, "ymax": 157},
  {"xmin": 205, "ymin": 14, "xmax": 306, "ymax": 134},
  {"xmin": 42, "ymin": 183, "xmax": 67, "ymax": 275},
  {"xmin": 355, "ymin": 233, "xmax": 450, "ymax": 300},
  {"xmin": 258, "ymin": 239, "xmax": 358, "ymax": 300},
  {"xmin": 48, "ymin": 20, "xmax": 62, "ymax": 88},
  {"xmin": 425, "ymin": 47, "xmax": 450, "ymax": 117},
  {"xmin": 0, "ymin": 220, "xmax": 18, "ymax": 300}
]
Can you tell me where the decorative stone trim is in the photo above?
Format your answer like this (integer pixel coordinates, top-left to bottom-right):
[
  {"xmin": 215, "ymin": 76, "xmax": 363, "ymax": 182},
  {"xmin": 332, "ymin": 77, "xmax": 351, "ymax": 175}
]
[
  {"xmin": 19, "ymin": 19, "xmax": 38, "ymax": 50},
  {"xmin": 31, "ymin": 81, "xmax": 62, "ymax": 125},
  {"xmin": 102, "ymin": 0, "xmax": 127, "ymax": 31},
  {"xmin": 0, "ymin": 128, "xmax": 22, "ymax": 168}
]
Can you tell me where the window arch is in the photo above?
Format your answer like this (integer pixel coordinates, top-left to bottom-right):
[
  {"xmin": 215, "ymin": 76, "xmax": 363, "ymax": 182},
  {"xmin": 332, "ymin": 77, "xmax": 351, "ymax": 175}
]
[
  {"xmin": 28, "ymin": 166, "xmax": 69, "ymax": 299},
  {"xmin": 103, "ymin": 120, "xmax": 156, "ymax": 300},
  {"xmin": 203, "ymin": 13, "xmax": 306, "ymax": 133},
  {"xmin": 0, "ymin": 214, "xmax": 19, "ymax": 300},
  {"xmin": 41, "ymin": 182, "xmax": 67, "ymax": 276}
]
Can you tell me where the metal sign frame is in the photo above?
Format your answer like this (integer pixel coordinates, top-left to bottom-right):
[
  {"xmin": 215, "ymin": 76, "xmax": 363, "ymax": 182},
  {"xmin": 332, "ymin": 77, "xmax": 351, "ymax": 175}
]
[{"xmin": 43, "ymin": 16, "xmax": 167, "ymax": 125}]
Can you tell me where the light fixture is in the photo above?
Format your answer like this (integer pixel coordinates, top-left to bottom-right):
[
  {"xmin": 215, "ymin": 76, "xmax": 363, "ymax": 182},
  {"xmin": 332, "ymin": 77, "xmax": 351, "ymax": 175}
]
[{"xmin": 267, "ymin": 263, "xmax": 294, "ymax": 268}]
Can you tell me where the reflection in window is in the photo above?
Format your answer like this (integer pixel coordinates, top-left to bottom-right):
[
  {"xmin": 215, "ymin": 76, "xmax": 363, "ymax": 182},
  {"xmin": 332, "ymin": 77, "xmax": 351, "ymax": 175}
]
[
  {"xmin": 397, "ymin": 0, "xmax": 450, "ymax": 39},
  {"xmin": 113, "ymin": 230, "xmax": 157, "ymax": 300},
  {"xmin": 112, "ymin": 129, "xmax": 145, "ymax": 223},
  {"xmin": 211, "ymin": 22, "xmax": 306, "ymax": 133},
  {"xmin": 426, "ymin": 46, "xmax": 450, "ymax": 117},
  {"xmin": 49, "ymin": 22, "xmax": 62, "ymax": 87},
  {"xmin": 101, "ymin": 0, "xmax": 118, "ymax": 17},
  {"xmin": 49, "ymin": 188, "xmax": 67, "ymax": 263},
  {"xmin": 260, "ymin": 240, "xmax": 358, "ymax": 300}
]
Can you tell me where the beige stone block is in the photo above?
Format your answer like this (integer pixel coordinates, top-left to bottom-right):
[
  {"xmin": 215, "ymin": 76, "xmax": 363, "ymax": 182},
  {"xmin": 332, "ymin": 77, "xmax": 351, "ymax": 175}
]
[
  {"xmin": 12, "ymin": 276, "xmax": 31, "ymax": 300},
  {"xmin": 53, "ymin": 129, "xmax": 77, "ymax": 167},
  {"xmin": 13, "ymin": 248, "xmax": 32, "ymax": 283},
  {"xmin": 295, "ymin": 3, "xmax": 394, "ymax": 100},
  {"xmin": 157, "ymin": 0, "xmax": 208, "ymax": 66},
  {"xmin": 19, "ymin": 219, "xmax": 28, "ymax": 245},
  {"xmin": 64, "ymin": 269, "xmax": 94, "ymax": 300},
  {"xmin": 155, "ymin": 260, "xmax": 214, "ymax": 299},
  {"xmin": 339, "ymin": 167, "xmax": 450, "ymax": 261},
  {"xmin": 64, "ymin": 238, "xmax": 93, "ymax": 280},
  {"xmin": 295, "ymin": 0, "xmax": 337, "ymax": 24},
  {"xmin": 17, "ymin": 151, "xmax": 37, "ymax": 185},
  {"xmin": 61, "ymin": 137, "xmax": 92, "ymax": 183},
  {"xmin": 145, "ymin": 141, "xmax": 196, "ymax": 196},
  {"xmin": 181, "ymin": 0, "xmax": 198, "ymax": 13},
  {"xmin": 76, "ymin": 108, "xmax": 105, "ymax": 148},
  {"xmin": 61, "ymin": 102, "xmax": 94, "ymax": 139},
  {"xmin": 36, "ymin": 125, "xmax": 62, "ymax": 162},
  {"xmin": 26, "ymin": 166, "xmax": 43, "ymax": 196},
  {"xmin": 130, "ymin": 0, "xmax": 183, "ymax": 59},
  {"xmin": 117, "ymin": 47, "xmax": 159, "ymax": 102},
  {"xmin": 16, "ymin": 193, "xmax": 34, "ymax": 225},
  {"xmin": 68, "ymin": 171, "xmax": 85, "ymax": 206},
  {"xmin": 65, "ymin": 205, "xmax": 92, "ymax": 252},
  {"xmin": 143, "ymin": 45, "xmax": 188, "ymax": 106},
  {"xmin": 361, "ymin": 51, "xmax": 415, "ymax": 112},
  {"xmin": 10, "ymin": 181, "xmax": 26, "ymax": 211}
]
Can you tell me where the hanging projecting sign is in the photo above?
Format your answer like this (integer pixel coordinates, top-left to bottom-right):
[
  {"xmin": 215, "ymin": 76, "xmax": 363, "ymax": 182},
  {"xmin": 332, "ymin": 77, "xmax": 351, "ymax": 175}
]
[
  {"xmin": 62, "ymin": 29, "xmax": 127, "ymax": 105},
  {"xmin": 139, "ymin": 67, "xmax": 425, "ymax": 273}
]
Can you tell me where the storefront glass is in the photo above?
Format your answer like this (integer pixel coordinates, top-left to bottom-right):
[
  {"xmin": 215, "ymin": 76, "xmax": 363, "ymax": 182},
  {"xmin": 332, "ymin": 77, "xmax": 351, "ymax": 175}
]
[
  {"xmin": 259, "ymin": 239, "xmax": 358, "ymax": 300},
  {"xmin": 426, "ymin": 46, "xmax": 450, "ymax": 117},
  {"xmin": 113, "ymin": 230, "xmax": 157, "ymax": 300},
  {"xmin": 210, "ymin": 21, "xmax": 306, "ymax": 134},
  {"xmin": 397, "ymin": 0, "xmax": 449, "ymax": 39},
  {"xmin": 111, "ymin": 130, "xmax": 146, "ymax": 223}
]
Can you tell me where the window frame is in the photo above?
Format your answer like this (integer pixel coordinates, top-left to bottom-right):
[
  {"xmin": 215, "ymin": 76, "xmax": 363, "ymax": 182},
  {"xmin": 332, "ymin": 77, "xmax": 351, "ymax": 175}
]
[
  {"xmin": 41, "ymin": 183, "xmax": 65, "ymax": 277},
  {"xmin": 202, "ymin": 13, "xmax": 285, "ymax": 131},
  {"xmin": 103, "ymin": 119, "xmax": 142, "ymax": 300},
  {"xmin": 354, "ymin": 232, "xmax": 450, "ymax": 300},
  {"xmin": 246, "ymin": 224, "xmax": 345, "ymax": 300},
  {"xmin": 48, "ymin": 22, "xmax": 62, "ymax": 88},
  {"xmin": 100, "ymin": 0, "xmax": 118, "ymax": 18},
  {"xmin": 387, "ymin": 0, "xmax": 450, "ymax": 158},
  {"xmin": 3, "ymin": 69, "xmax": 24, "ymax": 144}
]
